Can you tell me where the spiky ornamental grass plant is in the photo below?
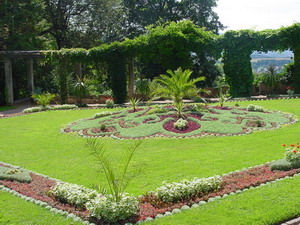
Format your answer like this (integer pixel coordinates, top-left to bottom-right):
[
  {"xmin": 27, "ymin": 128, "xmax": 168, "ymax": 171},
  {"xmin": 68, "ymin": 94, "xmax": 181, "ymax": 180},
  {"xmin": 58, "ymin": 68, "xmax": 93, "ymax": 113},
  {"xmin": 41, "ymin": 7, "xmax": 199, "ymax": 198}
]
[
  {"xmin": 129, "ymin": 97, "xmax": 141, "ymax": 112},
  {"xmin": 86, "ymin": 139, "xmax": 143, "ymax": 202},
  {"xmin": 32, "ymin": 93, "xmax": 56, "ymax": 109},
  {"xmin": 151, "ymin": 68, "xmax": 207, "ymax": 118}
]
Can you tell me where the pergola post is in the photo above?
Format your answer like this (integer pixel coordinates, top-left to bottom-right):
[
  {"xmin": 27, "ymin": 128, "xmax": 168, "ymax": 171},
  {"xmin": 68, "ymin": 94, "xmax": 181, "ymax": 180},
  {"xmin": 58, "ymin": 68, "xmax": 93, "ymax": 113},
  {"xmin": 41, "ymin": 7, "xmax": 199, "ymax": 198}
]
[
  {"xmin": 27, "ymin": 58, "xmax": 34, "ymax": 94},
  {"xmin": 4, "ymin": 58, "xmax": 14, "ymax": 105},
  {"xmin": 128, "ymin": 58, "xmax": 134, "ymax": 99},
  {"xmin": 75, "ymin": 63, "xmax": 82, "ymax": 79}
]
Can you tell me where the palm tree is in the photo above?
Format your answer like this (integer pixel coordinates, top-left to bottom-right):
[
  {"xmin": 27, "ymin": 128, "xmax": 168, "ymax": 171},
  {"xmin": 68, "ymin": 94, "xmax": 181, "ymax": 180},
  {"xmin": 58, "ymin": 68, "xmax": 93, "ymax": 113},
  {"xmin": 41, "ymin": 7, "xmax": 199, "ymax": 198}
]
[
  {"xmin": 262, "ymin": 64, "xmax": 282, "ymax": 94},
  {"xmin": 151, "ymin": 67, "xmax": 207, "ymax": 118}
]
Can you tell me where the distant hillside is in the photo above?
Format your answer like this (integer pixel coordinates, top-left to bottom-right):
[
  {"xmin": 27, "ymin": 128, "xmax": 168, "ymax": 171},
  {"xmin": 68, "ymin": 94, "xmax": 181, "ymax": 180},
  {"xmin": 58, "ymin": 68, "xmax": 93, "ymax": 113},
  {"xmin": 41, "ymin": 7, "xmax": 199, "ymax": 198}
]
[{"xmin": 251, "ymin": 50, "xmax": 294, "ymax": 59}]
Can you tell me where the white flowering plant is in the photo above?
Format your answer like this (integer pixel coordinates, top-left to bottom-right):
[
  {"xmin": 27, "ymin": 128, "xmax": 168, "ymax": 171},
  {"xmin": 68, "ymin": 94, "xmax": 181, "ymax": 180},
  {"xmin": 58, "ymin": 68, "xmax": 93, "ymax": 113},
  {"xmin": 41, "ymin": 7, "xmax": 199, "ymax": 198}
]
[
  {"xmin": 93, "ymin": 111, "xmax": 112, "ymax": 119},
  {"xmin": 86, "ymin": 194, "xmax": 139, "ymax": 222},
  {"xmin": 50, "ymin": 183, "xmax": 98, "ymax": 208},
  {"xmin": 247, "ymin": 104, "xmax": 264, "ymax": 112},
  {"xmin": 174, "ymin": 118, "xmax": 188, "ymax": 130},
  {"xmin": 156, "ymin": 176, "xmax": 222, "ymax": 203}
]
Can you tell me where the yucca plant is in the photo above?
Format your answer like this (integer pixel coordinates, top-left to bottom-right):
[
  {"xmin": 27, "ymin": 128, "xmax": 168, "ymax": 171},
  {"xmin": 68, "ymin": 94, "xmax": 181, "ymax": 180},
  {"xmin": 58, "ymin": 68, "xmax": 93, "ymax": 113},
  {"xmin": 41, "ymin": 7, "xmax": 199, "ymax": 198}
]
[
  {"xmin": 86, "ymin": 139, "xmax": 143, "ymax": 202},
  {"xmin": 32, "ymin": 92, "xmax": 56, "ymax": 109},
  {"xmin": 74, "ymin": 76, "xmax": 86, "ymax": 104},
  {"xmin": 129, "ymin": 97, "xmax": 141, "ymax": 112},
  {"xmin": 151, "ymin": 67, "xmax": 207, "ymax": 118}
]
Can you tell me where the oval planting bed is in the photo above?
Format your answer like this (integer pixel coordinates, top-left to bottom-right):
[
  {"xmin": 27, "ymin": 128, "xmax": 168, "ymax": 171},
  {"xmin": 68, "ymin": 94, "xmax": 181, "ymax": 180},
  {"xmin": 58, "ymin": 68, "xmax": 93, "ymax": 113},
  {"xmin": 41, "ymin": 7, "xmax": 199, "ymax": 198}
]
[{"xmin": 63, "ymin": 105, "xmax": 296, "ymax": 139}]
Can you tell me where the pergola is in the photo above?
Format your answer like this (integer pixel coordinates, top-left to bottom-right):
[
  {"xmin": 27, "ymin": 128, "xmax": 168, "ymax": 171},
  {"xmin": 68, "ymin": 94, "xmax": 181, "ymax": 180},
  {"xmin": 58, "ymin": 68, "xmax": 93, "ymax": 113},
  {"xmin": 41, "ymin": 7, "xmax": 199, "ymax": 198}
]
[{"xmin": 0, "ymin": 51, "xmax": 83, "ymax": 105}]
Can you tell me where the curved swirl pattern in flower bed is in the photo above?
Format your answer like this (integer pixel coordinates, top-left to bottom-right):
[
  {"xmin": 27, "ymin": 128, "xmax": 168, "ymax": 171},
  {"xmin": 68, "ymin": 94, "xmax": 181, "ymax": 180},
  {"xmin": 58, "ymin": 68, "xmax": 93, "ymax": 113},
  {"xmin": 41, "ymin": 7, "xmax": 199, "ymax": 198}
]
[{"xmin": 63, "ymin": 106, "xmax": 295, "ymax": 139}]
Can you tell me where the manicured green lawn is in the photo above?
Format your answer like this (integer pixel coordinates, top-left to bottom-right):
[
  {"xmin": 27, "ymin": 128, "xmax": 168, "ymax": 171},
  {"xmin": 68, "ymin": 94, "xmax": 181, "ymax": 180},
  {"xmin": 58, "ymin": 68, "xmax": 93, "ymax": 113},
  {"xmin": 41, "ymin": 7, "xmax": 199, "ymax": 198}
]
[
  {"xmin": 0, "ymin": 106, "xmax": 15, "ymax": 112},
  {"xmin": 0, "ymin": 191, "xmax": 81, "ymax": 225},
  {"xmin": 0, "ymin": 99, "xmax": 299, "ymax": 224}
]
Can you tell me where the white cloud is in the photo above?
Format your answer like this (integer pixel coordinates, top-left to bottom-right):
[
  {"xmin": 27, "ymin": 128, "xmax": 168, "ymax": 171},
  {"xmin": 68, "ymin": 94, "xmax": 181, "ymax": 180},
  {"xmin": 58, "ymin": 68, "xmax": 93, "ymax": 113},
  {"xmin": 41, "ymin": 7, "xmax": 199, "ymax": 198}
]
[{"xmin": 215, "ymin": 0, "xmax": 300, "ymax": 31}]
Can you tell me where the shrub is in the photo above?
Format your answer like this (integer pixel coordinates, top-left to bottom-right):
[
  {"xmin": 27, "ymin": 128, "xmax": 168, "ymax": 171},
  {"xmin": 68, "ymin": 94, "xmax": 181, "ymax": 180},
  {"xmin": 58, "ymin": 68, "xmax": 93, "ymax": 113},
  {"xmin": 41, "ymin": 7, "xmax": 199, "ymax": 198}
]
[
  {"xmin": 174, "ymin": 118, "xmax": 188, "ymax": 130},
  {"xmin": 100, "ymin": 124, "xmax": 106, "ymax": 131},
  {"xmin": 247, "ymin": 104, "xmax": 264, "ymax": 112},
  {"xmin": 105, "ymin": 98, "xmax": 114, "ymax": 108},
  {"xmin": 52, "ymin": 105, "xmax": 78, "ymax": 110},
  {"xmin": 147, "ymin": 107, "xmax": 168, "ymax": 115},
  {"xmin": 86, "ymin": 194, "xmax": 139, "ymax": 222},
  {"xmin": 0, "ymin": 167, "xmax": 32, "ymax": 183},
  {"xmin": 94, "ymin": 111, "xmax": 112, "ymax": 119},
  {"xmin": 32, "ymin": 93, "xmax": 56, "ymax": 109},
  {"xmin": 235, "ymin": 103, "xmax": 240, "ymax": 107},
  {"xmin": 156, "ymin": 176, "xmax": 221, "ymax": 203},
  {"xmin": 22, "ymin": 107, "xmax": 43, "ymax": 113},
  {"xmin": 50, "ymin": 183, "xmax": 98, "ymax": 208}
]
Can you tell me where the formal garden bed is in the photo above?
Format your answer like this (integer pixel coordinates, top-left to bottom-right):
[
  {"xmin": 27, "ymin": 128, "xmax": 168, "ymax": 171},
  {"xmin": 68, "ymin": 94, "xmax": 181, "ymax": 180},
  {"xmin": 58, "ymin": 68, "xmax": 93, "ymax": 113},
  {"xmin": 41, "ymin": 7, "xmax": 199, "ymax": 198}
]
[
  {"xmin": 62, "ymin": 105, "xmax": 296, "ymax": 139},
  {"xmin": 1, "ymin": 157, "xmax": 300, "ymax": 225}
]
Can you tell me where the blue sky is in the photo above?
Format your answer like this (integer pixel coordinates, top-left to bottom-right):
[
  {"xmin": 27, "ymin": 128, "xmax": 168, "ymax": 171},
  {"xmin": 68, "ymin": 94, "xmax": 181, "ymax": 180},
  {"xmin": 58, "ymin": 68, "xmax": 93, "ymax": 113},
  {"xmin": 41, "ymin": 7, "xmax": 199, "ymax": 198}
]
[{"xmin": 215, "ymin": 0, "xmax": 300, "ymax": 31}]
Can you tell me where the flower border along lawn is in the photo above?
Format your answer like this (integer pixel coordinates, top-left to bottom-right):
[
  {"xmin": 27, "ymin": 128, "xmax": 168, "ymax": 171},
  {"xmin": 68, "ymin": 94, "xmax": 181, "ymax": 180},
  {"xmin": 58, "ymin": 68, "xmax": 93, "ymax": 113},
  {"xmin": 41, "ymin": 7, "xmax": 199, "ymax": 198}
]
[{"xmin": 0, "ymin": 99, "xmax": 299, "ymax": 224}]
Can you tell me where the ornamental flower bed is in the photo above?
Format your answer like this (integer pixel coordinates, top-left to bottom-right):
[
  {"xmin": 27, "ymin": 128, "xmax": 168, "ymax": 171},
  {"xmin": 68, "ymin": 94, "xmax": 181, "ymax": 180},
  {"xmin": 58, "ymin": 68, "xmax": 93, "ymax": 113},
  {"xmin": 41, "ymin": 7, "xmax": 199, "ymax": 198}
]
[
  {"xmin": 1, "ymin": 162, "xmax": 300, "ymax": 224},
  {"xmin": 63, "ymin": 105, "xmax": 295, "ymax": 139}
]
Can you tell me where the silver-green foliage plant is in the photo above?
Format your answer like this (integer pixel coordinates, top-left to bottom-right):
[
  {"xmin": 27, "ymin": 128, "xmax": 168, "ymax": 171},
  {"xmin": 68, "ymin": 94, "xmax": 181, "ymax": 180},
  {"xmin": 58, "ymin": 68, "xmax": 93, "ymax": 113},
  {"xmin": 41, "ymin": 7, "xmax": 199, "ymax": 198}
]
[
  {"xmin": 151, "ymin": 67, "xmax": 207, "ymax": 118},
  {"xmin": 86, "ymin": 194, "xmax": 138, "ymax": 222},
  {"xmin": 32, "ymin": 92, "xmax": 56, "ymax": 109},
  {"xmin": 86, "ymin": 139, "xmax": 142, "ymax": 202},
  {"xmin": 94, "ymin": 111, "xmax": 112, "ymax": 119},
  {"xmin": 156, "ymin": 176, "xmax": 222, "ymax": 203},
  {"xmin": 50, "ymin": 183, "xmax": 98, "ymax": 208},
  {"xmin": 174, "ymin": 118, "xmax": 188, "ymax": 130}
]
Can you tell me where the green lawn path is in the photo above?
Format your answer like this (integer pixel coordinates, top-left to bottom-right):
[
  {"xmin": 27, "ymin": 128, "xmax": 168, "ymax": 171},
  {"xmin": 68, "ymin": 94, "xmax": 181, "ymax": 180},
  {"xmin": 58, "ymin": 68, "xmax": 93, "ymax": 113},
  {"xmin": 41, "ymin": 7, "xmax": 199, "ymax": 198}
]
[{"xmin": 0, "ymin": 99, "xmax": 299, "ymax": 224}]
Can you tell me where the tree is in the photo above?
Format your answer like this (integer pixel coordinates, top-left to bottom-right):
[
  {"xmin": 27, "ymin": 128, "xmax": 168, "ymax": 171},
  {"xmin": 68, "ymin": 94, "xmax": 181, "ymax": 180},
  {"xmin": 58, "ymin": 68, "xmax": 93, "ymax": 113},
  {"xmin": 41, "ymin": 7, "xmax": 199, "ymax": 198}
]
[
  {"xmin": 151, "ymin": 68, "xmax": 206, "ymax": 118},
  {"xmin": 42, "ymin": 0, "xmax": 92, "ymax": 49},
  {"xmin": 121, "ymin": 0, "xmax": 224, "ymax": 39},
  {"xmin": 261, "ymin": 64, "xmax": 282, "ymax": 94}
]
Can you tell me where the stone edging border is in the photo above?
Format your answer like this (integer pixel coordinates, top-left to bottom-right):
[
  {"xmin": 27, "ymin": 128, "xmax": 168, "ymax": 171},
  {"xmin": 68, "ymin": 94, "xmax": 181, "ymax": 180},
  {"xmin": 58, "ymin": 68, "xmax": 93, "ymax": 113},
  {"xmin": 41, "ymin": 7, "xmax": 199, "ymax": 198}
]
[{"xmin": 2, "ymin": 160, "xmax": 300, "ymax": 225}]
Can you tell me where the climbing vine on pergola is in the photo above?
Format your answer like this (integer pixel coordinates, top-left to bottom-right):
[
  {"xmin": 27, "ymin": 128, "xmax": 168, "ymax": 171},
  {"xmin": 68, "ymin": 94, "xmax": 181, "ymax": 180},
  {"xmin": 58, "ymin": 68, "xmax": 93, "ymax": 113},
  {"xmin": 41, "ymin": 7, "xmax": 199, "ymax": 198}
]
[{"xmin": 221, "ymin": 23, "xmax": 300, "ymax": 97}]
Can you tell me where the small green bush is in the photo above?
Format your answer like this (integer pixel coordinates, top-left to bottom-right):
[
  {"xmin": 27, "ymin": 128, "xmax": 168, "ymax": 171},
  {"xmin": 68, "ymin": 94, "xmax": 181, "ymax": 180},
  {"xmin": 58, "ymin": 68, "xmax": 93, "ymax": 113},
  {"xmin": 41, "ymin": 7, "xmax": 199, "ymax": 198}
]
[
  {"xmin": 94, "ymin": 112, "xmax": 112, "ymax": 119},
  {"xmin": 0, "ymin": 167, "xmax": 32, "ymax": 183},
  {"xmin": 105, "ymin": 98, "xmax": 114, "ymax": 108},
  {"xmin": 100, "ymin": 124, "xmax": 106, "ymax": 131}
]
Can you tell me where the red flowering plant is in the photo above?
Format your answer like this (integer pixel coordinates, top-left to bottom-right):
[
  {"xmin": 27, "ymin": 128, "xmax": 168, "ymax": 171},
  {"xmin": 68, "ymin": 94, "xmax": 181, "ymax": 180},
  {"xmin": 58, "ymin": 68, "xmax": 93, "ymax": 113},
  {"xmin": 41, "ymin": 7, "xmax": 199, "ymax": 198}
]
[
  {"xmin": 286, "ymin": 86, "xmax": 295, "ymax": 97},
  {"xmin": 284, "ymin": 143, "xmax": 300, "ymax": 162}
]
